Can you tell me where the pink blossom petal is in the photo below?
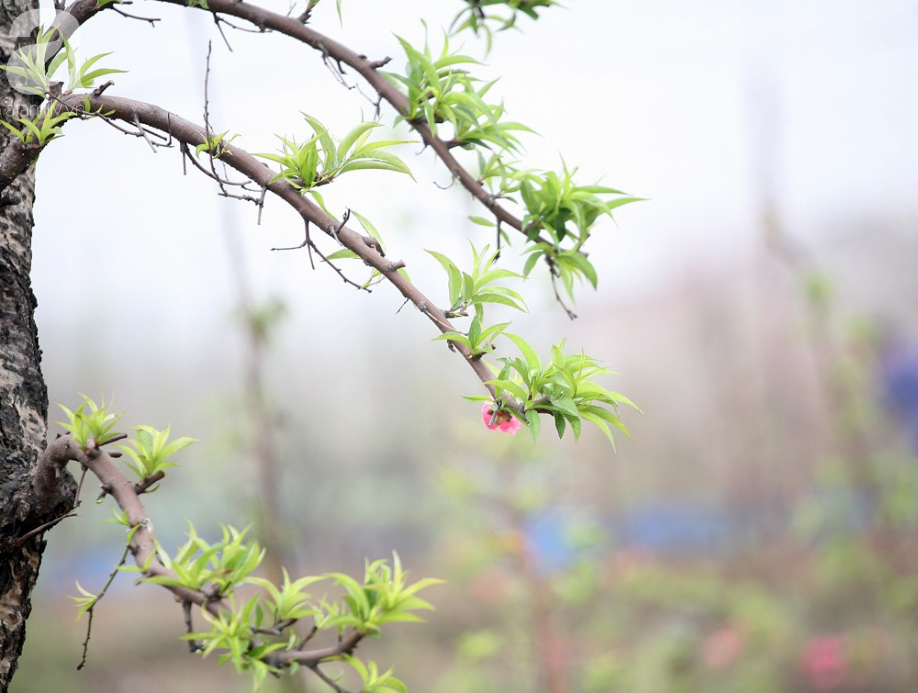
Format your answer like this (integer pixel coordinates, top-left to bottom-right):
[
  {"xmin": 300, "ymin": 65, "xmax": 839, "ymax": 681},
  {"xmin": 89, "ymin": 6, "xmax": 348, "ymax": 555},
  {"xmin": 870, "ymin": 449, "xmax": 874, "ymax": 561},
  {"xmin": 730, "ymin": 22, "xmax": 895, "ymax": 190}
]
[
  {"xmin": 498, "ymin": 416, "xmax": 523, "ymax": 434},
  {"xmin": 481, "ymin": 402, "xmax": 522, "ymax": 434}
]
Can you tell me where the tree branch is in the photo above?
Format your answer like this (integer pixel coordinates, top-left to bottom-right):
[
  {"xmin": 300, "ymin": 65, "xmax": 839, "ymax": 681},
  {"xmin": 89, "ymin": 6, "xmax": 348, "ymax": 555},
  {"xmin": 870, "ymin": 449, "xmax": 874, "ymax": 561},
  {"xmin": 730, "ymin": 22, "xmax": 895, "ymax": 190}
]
[
  {"xmin": 36, "ymin": 434, "xmax": 368, "ymax": 668},
  {"xmin": 47, "ymin": 92, "xmax": 503, "ymax": 401},
  {"xmin": 0, "ymin": 1, "xmax": 529, "ymax": 410},
  {"xmin": 151, "ymin": 0, "xmax": 554, "ymax": 247},
  {"xmin": 78, "ymin": 443, "xmax": 227, "ymax": 616},
  {"xmin": 32, "ymin": 435, "xmax": 87, "ymax": 508}
]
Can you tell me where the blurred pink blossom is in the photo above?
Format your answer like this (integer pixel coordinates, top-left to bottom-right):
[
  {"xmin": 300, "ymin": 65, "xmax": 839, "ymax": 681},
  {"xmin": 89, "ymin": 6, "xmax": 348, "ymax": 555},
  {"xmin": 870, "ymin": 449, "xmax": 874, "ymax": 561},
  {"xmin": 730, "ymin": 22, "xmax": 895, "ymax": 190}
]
[
  {"xmin": 481, "ymin": 402, "xmax": 522, "ymax": 434},
  {"xmin": 801, "ymin": 635, "xmax": 848, "ymax": 690},
  {"xmin": 702, "ymin": 627, "xmax": 745, "ymax": 669}
]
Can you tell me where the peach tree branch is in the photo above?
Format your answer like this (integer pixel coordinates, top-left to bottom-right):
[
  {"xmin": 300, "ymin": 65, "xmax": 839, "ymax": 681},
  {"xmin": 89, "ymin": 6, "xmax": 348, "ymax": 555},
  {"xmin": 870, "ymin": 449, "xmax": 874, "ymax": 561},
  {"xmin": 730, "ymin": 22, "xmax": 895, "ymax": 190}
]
[
  {"xmin": 60, "ymin": 91, "xmax": 503, "ymax": 402},
  {"xmin": 150, "ymin": 0, "xmax": 549, "ymax": 244},
  {"xmin": 32, "ymin": 430, "xmax": 382, "ymax": 679}
]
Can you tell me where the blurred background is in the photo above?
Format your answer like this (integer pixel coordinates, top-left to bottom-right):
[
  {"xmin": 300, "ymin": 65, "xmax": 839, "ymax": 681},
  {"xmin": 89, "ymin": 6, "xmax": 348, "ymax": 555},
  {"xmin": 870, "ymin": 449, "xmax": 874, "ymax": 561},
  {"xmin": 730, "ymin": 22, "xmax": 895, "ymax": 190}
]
[{"xmin": 12, "ymin": 0, "xmax": 918, "ymax": 691}]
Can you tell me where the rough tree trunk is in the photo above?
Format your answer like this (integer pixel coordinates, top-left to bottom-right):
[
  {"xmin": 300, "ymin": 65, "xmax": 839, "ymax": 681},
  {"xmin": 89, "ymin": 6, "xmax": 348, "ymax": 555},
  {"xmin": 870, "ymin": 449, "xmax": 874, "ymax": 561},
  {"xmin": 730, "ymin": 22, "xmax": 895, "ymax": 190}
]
[{"xmin": 0, "ymin": 2, "xmax": 76, "ymax": 689}]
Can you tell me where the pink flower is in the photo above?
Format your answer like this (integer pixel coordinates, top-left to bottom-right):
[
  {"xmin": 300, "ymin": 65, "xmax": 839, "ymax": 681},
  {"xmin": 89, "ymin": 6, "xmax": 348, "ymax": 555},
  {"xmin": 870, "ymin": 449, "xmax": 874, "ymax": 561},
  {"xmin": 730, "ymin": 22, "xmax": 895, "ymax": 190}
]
[
  {"xmin": 481, "ymin": 402, "xmax": 523, "ymax": 434},
  {"xmin": 801, "ymin": 635, "xmax": 848, "ymax": 690}
]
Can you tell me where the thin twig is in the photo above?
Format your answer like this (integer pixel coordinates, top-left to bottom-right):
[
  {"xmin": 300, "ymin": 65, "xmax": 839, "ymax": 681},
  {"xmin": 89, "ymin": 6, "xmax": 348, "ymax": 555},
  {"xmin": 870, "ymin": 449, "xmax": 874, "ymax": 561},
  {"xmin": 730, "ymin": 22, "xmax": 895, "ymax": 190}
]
[
  {"xmin": 99, "ymin": 432, "xmax": 128, "ymax": 446},
  {"xmin": 19, "ymin": 462, "xmax": 90, "ymax": 546},
  {"xmin": 133, "ymin": 470, "xmax": 166, "ymax": 495},
  {"xmin": 183, "ymin": 600, "xmax": 202, "ymax": 652},
  {"xmin": 272, "ymin": 218, "xmax": 315, "ymax": 270},
  {"xmin": 153, "ymin": 0, "xmax": 558, "ymax": 247},
  {"xmin": 12, "ymin": 511, "xmax": 77, "ymax": 548},
  {"xmin": 252, "ymin": 618, "xmax": 297, "ymax": 637},
  {"xmin": 180, "ymin": 141, "xmax": 259, "ymax": 193},
  {"xmin": 256, "ymin": 186, "xmax": 267, "ymax": 225},
  {"xmin": 133, "ymin": 114, "xmax": 160, "ymax": 152},
  {"xmin": 327, "ymin": 209, "xmax": 350, "ymax": 245},
  {"xmin": 110, "ymin": 5, "xmax": 160, "ymax": 26},
  {"xmin": 549, "ymin": 269, "xmax": 577, "ymax": 320},
  {"xmin": 46, "ymin": 92, "xmax": 501, "ymax": 402},
  {"xmin": 77, "ymin": 542, "xmax": 131, "ymax": 670},
  {"xmin": 299, "ymin": 625, "xmax": 318, "ymax": 647},
  {"xmin": 212, "ymin": 11, "xmax": 233, "ymax": 50},
  {"xmin": 307, "ymin": 663, "xmax": 355, "ymax": 693},
  {"xmin": 314, "ymin": 242, "xmax": 369, "ymax": 292}
]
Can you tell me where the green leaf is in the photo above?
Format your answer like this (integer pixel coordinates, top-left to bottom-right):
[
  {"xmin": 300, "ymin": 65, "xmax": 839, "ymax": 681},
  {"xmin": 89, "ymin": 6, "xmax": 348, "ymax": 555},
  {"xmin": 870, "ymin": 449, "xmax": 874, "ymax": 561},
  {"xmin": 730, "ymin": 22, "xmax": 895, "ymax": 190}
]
[
  {"xmin": 468, "ymin": 314, "xmax": 482, "ymax": 346},
  {"xmin": 337, "ymin": 155, "xmax": 412, "ymax": 178},
  {"xmin": 426, "ymin": 250, "xmax": 464, "ymax": 309},
  {"xmin": 486, "ymin": 378, "xmax": 528, "ymax": 403},
  {"xmin": 580, "ymin": 410, "xmax": 616, "ymax": 449},
  {"xmin": 302, "ymin": 113, "xmax": 336, "ymax": 168},
  {"xmin": 549, "ymin": 395, "xmax": 579, "ymax": 419},
  {"xmin": 336, "ymin": 121, "xmax": 379, "ymax": 162},
  {"xmin": 553, "ymin": 412, "xmax": 566, "ymax": 439},
  {"xmin": 504, "ymin": 332, "xmax": 540, "ymax": 373},
  {"xmin": 522, "ymin": 249, "xmax": 543, "ymax": 277},
  {"xmin": 525, "ymin": 408, "xmax": 540, "ymax": 442},
  {"xmin": 432, "ymin": 332, "xmax": 471, "ymax": 349},
  {"xmin": 326, "ymin": 248, "xmax": 360, "ymax": 261},
  {"xmin": 473, "ymin": 291, "xmax": 526, "ymax": 313}
]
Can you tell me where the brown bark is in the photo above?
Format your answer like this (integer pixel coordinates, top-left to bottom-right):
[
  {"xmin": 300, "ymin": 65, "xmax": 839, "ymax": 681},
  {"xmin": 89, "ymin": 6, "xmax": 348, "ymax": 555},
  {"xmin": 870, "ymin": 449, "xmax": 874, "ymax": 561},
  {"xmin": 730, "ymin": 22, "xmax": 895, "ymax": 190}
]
[{"xmin": 0, "ymin": 3, "xmax": 77, "ymax": 689}]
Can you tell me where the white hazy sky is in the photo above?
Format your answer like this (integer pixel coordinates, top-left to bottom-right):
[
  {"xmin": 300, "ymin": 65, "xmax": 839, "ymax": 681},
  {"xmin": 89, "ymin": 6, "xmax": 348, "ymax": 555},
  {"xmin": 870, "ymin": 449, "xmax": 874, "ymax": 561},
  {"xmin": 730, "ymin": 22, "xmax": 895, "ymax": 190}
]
[{"xmin": 27, "ymin": 0, "xmax": 918, "ymax": 370}]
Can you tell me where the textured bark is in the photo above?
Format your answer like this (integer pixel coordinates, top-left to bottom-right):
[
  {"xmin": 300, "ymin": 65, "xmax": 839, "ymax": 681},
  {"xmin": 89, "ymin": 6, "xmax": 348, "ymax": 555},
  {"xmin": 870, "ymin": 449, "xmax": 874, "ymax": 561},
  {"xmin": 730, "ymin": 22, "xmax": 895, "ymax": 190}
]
[{"xmin": 0, "ymin": 2, "xmax": 76, "ymax": 689}]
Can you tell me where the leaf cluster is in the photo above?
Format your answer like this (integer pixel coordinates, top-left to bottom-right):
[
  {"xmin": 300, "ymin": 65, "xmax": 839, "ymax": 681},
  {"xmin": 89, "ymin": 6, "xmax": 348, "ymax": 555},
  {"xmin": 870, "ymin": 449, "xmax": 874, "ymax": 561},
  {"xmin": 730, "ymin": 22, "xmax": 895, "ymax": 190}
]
[
  {"xmin": 57, "ymin": 395, "xmax": 122, "ymax": 448},
  {"xmin": 472, "ymin": 337, "xmax": 640, "ymax": 445},
  {"xmin": 385, "ymin": 32, "xmax": 531, "ymax": 152},
  {"xmin": 427, "ymin": 242, "xmax": 525, "ymax": 319},
  {"xmin": 256, "ymin": 114, "xmax": 411, "ymax": 195},
  {"xmin": 450, "ymin": 0, "xmax": 557, "ymax": 51},
  {"xmin": 250, "ymin": 570, "xmax": 323, "ymax": 623},
  {"xmin": 0, "ymin": 31, "xmax": 124, "ymax": 98},
  {"xmin": 187, "ymin": 594, "xmax": 291, "ymax": 688},
  {"xmin": 386, "ymin": 31, "xmax": 640, "ymax": 307},
  {"xmin": 324, "ymin": 553, "xmax": 442, "ymax": 634},
  {"xmin": 0, "ymin": 108, "xmax": 74, "ymax": 146},
  {"xmin": 420, "ymin": 240, "xmax": 639, "ymax": 444},
  {"xmin": 516, "ymin": 164, "xmax": 639, "ymax": 248},
  {"xmin": 137, "ymin": 526, "xmax": 439, "ymax": 690},
  {"xmin": 426, "ymin": 242, "xmax": 525, "ymax": 358},
  {"xmin": 195, "ymin": 130, "xmax": 239, "ymax": 159},
  {"xmin": 69, "ymin": 581, "xmax": 99, "ymax": 620},
  {"xmin": 55, "ymin": 396, "xmax": 439, "ymax": 689},
  {"xmin": 435, "ymin": 314, "xmax": 511, "ymax": 359},
  {"xmin": 514, "ymin": 164, "xmax": 640, "ymax": 297},
  {"xmin": 474, "ymin": 159, "xmax": 641, "ymax": 299},
  {"xmin": 116, "ymin": 425, "xmax": 197, "ymax": 486},
  {"xmin": 0, "ymin": 32, "xmax": 123, "ymax": 145},
  {"xmin": 142, "ymin": 524, "xmax": 265, "ymax": 598},
  {"xmin": 340, "ymin": 655, "xmax": 408, "ymax": 693}
]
